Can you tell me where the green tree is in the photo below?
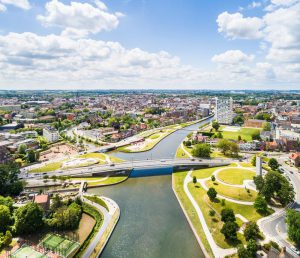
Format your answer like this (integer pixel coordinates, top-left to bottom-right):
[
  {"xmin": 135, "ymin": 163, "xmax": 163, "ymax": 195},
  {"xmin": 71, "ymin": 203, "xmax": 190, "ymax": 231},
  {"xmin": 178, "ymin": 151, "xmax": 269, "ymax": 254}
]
[
  {"xmin": 263, "ymin": 122, "xmax": 271, "ymax": 131},
  {"xmin": 286, "ymin": 209, "xmax": 300, "ymax": 246},
  {"xmin": 17, "ymin": 143, "xmax": 27, "ymax": 155},
  {"xmin": 193, "ymin": 176, "xmax": 197, "ymax": 184},
  {"xmin": 254, "ymin": 195, "xmax": 268, "ymax": 214},
  {"xmin": 247, "ymin": 239, "xmax": 258, "ymax": 257},
  {"xmin": 221, "ymin": 221, "xmax": 238, "ymax": 242},
  {"xmin": 192, "ymin": 143, "xmax": 211, "ymax": 158},
  {"xmin": 233, "ymin": 115, "xmax": 244, "ymax": 125},
  {"xmin": 207, "ymin": 187, "xmax": 217, "ymax": 201},
  {"xmin": 253, "ymin": 176, "xmax": 264, "ymax": 193},
  {"xmin": 0, "ymin": 163, "xmax": 23, "ymax": 196},
  {"xmin": 251, "ymin": 155, "xmax": 256, "ymax": 166},
  {"xmin": 244, "ymin": 221, "xmax": 260, "ymax": 241},
  {"xmin": 217, "ymin": 139, "xmax": 231, "ymax": 155},
  {"xmin": 237, "ymin": 245, "xmax": 250, "ymax": 258},
  {"xmin": 221, "ymin": 208, "xmax": 236, "ymax": 223},
  {"xmin": 251, "ymin": 131, "xmax": 261, "ymax": 140},
  {"xmin": 211, "ymin": 175, "xmax": 216, "ymax": 182},
  {"xmin": 212, "ymin": 121, "xmax": 220, "ymax": 131},
  {"xmin": 0, "ymin": 196, "xmax": 13, "ymax": 211},
  {"xmin": 268, "ymin": 158, "xmax": 279, "ymax": 171},
  {"xmin": 15, "ymin": 203, "xmax": 44, "ymax": 234},
  {"xmin": 0, "ymin": 205, "xmax": 11, "ymax": 233},
  {"xmin": 26, "ymin": 149, "xmax": 36, "ymax": 163}
]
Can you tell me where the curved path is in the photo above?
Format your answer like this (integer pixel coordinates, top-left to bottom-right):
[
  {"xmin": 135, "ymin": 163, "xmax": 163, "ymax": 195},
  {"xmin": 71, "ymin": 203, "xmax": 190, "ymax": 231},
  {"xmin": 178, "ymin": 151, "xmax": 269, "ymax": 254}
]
[
  {"xmin": 213, "ymin": 166, "xmax": 257, "ymax": 192},
  {"xmin": 198, "ymin": 178, "xmax": 254, "ymax": 205},
  {"xmin": 184, "ymin": 170, "xmax": 236, "ymax": 258},
  {"xmin": 81, "ymin": 195, "xmax": 119, "ymax": 258}
]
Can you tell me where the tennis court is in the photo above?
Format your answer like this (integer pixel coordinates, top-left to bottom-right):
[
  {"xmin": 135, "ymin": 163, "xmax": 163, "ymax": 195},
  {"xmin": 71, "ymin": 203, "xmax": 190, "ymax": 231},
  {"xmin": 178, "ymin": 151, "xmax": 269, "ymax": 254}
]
[
  {"xmin": 39, "ymin": 233, "xmax": 80, "ymax": 257},
  {"xmin": 10, "ymin": 245, "xmax": 47, "ymax": 258}
]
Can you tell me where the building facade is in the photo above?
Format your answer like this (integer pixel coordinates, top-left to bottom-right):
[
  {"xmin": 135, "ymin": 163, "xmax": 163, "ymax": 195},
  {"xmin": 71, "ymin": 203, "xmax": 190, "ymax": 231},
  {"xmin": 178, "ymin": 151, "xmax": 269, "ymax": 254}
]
[
  {"xmin": 43, "ymin": 127, "xmax": 59, "ymax": 143},
  {"xmin": 215, "ymin": 97, "xmax": 233, "ymax": 125}
]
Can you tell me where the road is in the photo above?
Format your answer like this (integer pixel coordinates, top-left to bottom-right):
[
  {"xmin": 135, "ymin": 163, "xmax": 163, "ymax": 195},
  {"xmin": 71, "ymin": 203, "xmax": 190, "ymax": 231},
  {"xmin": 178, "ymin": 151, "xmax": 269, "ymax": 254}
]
[
  {"xmin": 259, "ymin": 155, "xmax": 300, "ymax": 257},
  {"xmin": 23, "ymin": 158, "xmax": 231, "ymax": 179}
]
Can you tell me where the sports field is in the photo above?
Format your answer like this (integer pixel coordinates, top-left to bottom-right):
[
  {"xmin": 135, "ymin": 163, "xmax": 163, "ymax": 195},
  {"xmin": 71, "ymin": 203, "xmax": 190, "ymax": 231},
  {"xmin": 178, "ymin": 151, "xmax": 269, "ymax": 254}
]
[
  {"xmin": 40, "ymin": 233, "xmax": 80, "ymax": 257},
  {"xmin": 11, "ymin": 245, "xmax": 47, "ymax": 258}
]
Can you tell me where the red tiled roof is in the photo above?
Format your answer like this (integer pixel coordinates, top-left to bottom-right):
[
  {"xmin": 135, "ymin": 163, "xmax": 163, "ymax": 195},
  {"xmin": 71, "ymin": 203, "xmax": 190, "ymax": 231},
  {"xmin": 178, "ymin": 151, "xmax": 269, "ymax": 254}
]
[{"xmin": 34, "ymin": 194, "xmax": 49, "ymax": 204}]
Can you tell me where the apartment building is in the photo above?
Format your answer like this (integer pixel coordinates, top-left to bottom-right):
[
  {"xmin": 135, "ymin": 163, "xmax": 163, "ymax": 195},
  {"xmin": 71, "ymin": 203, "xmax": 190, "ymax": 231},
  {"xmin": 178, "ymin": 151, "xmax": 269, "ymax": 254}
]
[{"xmin": 215, "ymin": 97, "xmax": 233, "ymax": 125}]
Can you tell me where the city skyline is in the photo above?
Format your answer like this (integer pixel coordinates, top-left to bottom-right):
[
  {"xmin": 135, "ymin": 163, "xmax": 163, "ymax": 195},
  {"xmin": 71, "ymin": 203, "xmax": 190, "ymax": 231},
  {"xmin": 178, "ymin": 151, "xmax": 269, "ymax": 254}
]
[{"xmin": 0, "ymin": 0, "xmax": 299, "ymax": 90}]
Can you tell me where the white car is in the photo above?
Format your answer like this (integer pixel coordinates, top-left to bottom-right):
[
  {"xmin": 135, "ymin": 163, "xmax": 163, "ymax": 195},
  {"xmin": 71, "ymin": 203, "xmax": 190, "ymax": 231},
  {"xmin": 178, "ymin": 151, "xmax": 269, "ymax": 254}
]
[{"xmin": 291, "ymin": 246, "xmax": 300, "ymax": 256}]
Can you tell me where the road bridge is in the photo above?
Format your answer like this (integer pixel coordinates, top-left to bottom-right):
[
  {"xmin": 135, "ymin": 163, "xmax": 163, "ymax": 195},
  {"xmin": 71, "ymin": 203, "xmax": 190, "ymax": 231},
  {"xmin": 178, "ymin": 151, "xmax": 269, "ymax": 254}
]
[{"xmin": 26, "ymin": 158, "xmax": 231, "ymax": 179}]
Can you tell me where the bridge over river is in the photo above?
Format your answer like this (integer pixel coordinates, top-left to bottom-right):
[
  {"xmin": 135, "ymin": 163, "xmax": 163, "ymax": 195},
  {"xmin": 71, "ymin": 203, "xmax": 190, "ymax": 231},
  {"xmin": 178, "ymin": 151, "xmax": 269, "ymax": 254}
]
[{"xmin": 28, "ymin": 158, "xmax": 231, "ymax": 179}]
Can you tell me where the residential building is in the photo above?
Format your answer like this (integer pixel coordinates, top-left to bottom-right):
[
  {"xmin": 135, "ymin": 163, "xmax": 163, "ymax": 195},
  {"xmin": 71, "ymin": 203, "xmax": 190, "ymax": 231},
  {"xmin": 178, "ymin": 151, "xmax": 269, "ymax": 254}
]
[
  {"xmin": 43, "ymin": 127, "xmax": 59, "ymax": 143},
  {"xmin": 33, "ymin": 194, "xmax": 50, "ymax": 211},
  {"xmin": 289, "ymin": 153, "xmax": 300, "ymax": 167},
  {"xmin": 215, "ymin": 97, "xmax": 233, "ymax": 125}
]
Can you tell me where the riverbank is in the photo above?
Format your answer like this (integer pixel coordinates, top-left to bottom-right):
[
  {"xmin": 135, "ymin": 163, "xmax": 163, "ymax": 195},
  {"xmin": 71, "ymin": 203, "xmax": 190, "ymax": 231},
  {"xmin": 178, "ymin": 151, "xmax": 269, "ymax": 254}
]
[
  {"xmin": 117, "ymin": 117, "xmax": 212, "ymax": 153},
  {"xmin": 79, "ymin": 195, "xmax": 120, "ymax": 258}
]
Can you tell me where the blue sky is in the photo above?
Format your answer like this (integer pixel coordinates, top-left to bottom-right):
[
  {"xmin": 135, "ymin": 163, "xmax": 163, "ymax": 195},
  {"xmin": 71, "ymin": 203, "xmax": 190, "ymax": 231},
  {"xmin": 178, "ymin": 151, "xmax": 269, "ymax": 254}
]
[{"xmin": 0, "ymin": 0, "xmax": 299, "ymax": 89}]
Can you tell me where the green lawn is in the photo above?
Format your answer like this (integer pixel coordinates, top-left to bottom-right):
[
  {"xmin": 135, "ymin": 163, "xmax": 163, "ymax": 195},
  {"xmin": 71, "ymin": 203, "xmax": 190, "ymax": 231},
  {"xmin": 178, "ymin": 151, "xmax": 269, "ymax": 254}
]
[
  {"xmin": 188, "ymin": 182, "xmax": 246, "ymax": 248},
  {"xmin": 84, "ymin": 195, "xmax": 109, "ymax": 211},
  {"xmin": 173, "ymin": 171, "xmax": 214, "ymax": 257},
  {"xmin": 220, "ymin": 127, "xmax": 261, "ymax": 142},
  {"xmin": 191, "ymin": 167, "xmax": 219, "ymax": 179},
  {"xmin": 217, "ymin": 168, "xmax": 256, "ymax": 185},
  {"xmin": 205, "ymin": 180, "xmax": 257, "ymax": 201}
]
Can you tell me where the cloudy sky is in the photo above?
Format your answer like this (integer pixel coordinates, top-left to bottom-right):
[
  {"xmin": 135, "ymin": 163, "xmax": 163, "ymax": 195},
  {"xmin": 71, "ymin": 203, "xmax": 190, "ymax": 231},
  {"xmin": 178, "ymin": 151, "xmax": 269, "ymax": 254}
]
[{"xmin": 0, "ymin": 0, "xmax": 299, "ymax": 90}]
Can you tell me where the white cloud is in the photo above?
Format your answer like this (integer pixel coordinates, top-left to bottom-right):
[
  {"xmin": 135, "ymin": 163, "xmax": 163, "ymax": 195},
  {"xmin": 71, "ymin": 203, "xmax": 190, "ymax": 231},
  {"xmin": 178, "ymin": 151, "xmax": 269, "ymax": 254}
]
[
  {"xmin": 249, "ymin": 1, "xmax": 262, "ymax": 8},
  {"xmin": 270, "ymin": 0, "xmax": 298, "ymax": 6},
  {"xmin": 37, "ymin": 0, "xmax": 122, "ymax": 37},
  {"xmin": 216, "ymin": 12, "xmax": 264, "ymax": 39},
  {"xmin": 212, "ymin": 50, "xmax": 254, "ymax": 64},
  {"xmin": 0, "ymin": 3, "xmax": 6, "ymax": 11},
  {"xmin": 0, "ymin": 0, "xmax": 30, "ymax": 10}
]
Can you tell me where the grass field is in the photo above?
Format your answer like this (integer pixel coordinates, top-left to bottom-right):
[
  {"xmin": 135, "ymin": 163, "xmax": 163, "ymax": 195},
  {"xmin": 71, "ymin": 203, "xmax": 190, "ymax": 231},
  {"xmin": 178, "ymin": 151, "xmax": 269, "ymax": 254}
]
[
  {"xmin": 172, "ymin": 171, "xmax": 214, "ymax": 257},
  {"xmin": 205, "ymin": 180, "xmax": 257, "ymax": 201},
  {"xmin": 188, "ymin": 182, "xmax": 246, "ymax": 248},
  {"xmin": 11, "ymin": 245, "xmax": 47, "ymax": 258},
  {"xmin": 40, "ymin": 233, "xmax": 80, "ymax": 257},
  {"xmin": 71, "ymin": 174, "xmax": 128, "ymax": 187},
  {"xmin": 190, "ymin": 164, "xmax": 237, "ymax": 180},
  {"xmin": 84, "ymin": 195, "xmax": 109, "ymax": 211},
  {"xmin": 220, "ymin": 126, "xmax": 261, "ymax": 142},
  {"xmin": 217, "ymin": 168, "xmax": 256, "ymax": 185}
]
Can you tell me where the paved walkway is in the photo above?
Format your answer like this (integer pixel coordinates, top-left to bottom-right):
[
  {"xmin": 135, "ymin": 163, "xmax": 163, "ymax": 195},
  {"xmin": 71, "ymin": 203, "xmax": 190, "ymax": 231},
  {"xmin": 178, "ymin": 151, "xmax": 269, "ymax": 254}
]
[
  {"xmin": 213, "ymin": 166, "xmax": 257, "ymax": 192},
  {"xmin": 184, "ymin": 170, "xmax": 236, "ymax": 258},
  {"xmin": 81, "ymin": 195, "xmax": 119, "ymax": 257},
  {"xmin": 181, "ymin": 143, "xmax": 192, "ymax": 158},
  {"xmin": 198, "ymin": 178, "xmax": 254, "ymax": 205}
]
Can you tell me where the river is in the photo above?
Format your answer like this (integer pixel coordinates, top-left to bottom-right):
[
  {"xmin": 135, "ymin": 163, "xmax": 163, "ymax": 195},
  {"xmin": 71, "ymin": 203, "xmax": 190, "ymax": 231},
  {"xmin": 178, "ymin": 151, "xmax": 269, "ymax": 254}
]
[{"xmin": 87, "ymin": 117, "xmax": 213, "ymax": 258}]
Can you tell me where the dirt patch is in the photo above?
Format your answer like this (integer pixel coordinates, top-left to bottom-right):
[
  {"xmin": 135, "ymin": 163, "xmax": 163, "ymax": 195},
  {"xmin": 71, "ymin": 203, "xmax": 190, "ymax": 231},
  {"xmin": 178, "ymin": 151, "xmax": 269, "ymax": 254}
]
[
  {"xmin": 39, "ymin": 143, "xmax": 79, "ymax": 162},
  {"xmin": 75, "ymin": 213, "xmax": 96, "ymax": 244}
]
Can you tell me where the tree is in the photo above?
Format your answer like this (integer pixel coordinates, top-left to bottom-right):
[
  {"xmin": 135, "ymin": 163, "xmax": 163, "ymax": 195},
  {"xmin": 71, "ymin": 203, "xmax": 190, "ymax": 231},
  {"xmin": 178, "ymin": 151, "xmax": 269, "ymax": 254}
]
[
  {"xmin": 193, "ymin": 176, "xmax": 197, "ymax": 184},
  {"xmin": 256, "ymin": 171, "xmax": 294, "ymax": 206},
  {"xmin": 217, "ymin": 139, "xmax": 231, "ymax": 155},
  {"xmin": 26, "ymin": 149, "xmax": 36, "ymax": 163},
  {"xmin": 0, "ymin": 196, "xmax": 13, "ymax": 211},
  {"xmin": 212, "ymin": 121, "xmax": 220, "ymax": 131},
  {"xmin": 247, "ymin": 239, "xmax": 258, "ymax": 257},
  {"xmin": 192, "ymin": 143, "xmax": 211, "ymax": 158},
  {"xmin": 244, "ymin": 221, "xmax": 260, "ymax": 241},
  {"xmin": 233, "ymin": 115, "xmax": 244, "ymax": 125},
  {"xmin": 15, "ymin": 203, "xmax": 44, "ymax": 234},
  {"xmin": 286, "ymin": 209, "xmax": 300, "ymax": 246},
  {"xmin": 211, "ymin": 175, "xmax": 216, "ymax": 182},
  {"xmin": 216, "ymin": 132, "xmax": 223, "ymax": 139},
  {"xmin": 268, "ymin": 158, "xmax": 279, "ymax": 171},
  {"xmin": 0, "ymin": 205, "xmax": 11, "ymax": 233},
  {"xmin": 207, "ymin": 187, "xmax": 217, "ymax": 201},
  {"xmin": 254, "ymin": 195, "xmax": 268, "ymax": 214},
  {"xmin": 253, "ymin": 176, "xmax": 264, "ymax": 193},
  {"xmin": 17, "ymin": 144, "xmax": 27, "ymax": 155},
  {"xmin": 237, "ymin": 135, "xmax": 242, "ymax": 141},
  {"xmin": 251, "ymin": 131, "xmax": 261, "ymax": 141},
  {"xmin": 51, "ymin": 194, "xmax": 63, "ymax": 211},
  {"xmin": 221, "ymin": 221, "xmax": 238, "ymax": 242},
  {"xmin": 221, "ymin": 208, "xmax": 236, "ymax": 223},
  {"xmin": 263, "ymin": 122, "xmax": 271, "ymax": 131},
  {"xmin": 251, "ymin": 156, "xmax": 256, "ymax": 166},
  {"xmin": 0, "ymin": 163, "xmax": 23, "ymax": 196},
  {"xmin": 237, "ymin": 245, "xmax": 250, "ymax": 258}
]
